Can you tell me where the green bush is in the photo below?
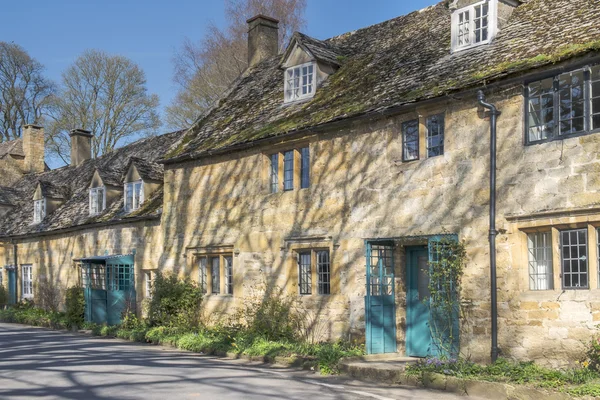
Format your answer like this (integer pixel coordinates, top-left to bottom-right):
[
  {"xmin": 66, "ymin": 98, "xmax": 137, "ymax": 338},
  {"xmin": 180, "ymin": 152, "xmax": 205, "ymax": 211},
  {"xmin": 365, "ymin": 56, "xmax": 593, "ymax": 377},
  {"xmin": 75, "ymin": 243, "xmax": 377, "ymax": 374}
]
[
  {"xmin": 0, "ymin": 285, "xmax": 8, "ymax": 308},
  {"xmin": 147, "ymin": 272, "xmax": 203, "ymax": 329},
  {"xmin": 65, "ymin": 286, "xmax": 85, "ymax": 329}
]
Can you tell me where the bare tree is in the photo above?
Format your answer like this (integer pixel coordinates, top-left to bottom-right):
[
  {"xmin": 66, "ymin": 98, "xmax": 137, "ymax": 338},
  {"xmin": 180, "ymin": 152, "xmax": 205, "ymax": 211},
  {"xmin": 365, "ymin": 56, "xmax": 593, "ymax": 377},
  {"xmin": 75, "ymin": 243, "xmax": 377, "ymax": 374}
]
[
  {"xmin": 48, "ymin": 50, "xmax": 161, "ymax": 162},
  {"xmin": 0, "ymin": 42, "xmax": 55, "ymax": 142},
  {"xmin": 167, "ymin": 0, "xmax": 306, "ymax": 129}
]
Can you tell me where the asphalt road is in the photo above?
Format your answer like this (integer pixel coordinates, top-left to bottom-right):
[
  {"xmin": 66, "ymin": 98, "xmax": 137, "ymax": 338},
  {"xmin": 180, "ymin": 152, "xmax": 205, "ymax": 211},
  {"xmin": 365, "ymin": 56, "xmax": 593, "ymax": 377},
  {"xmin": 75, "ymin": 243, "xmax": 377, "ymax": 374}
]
[{"xmin": 0, "ymin": 323, "xmax": 473, "ymax": 400}]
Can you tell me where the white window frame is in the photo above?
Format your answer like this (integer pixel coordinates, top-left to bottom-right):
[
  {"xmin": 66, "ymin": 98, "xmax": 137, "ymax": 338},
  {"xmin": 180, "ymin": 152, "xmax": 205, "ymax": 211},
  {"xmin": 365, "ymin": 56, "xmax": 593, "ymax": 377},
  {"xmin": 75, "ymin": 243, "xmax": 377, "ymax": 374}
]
[
  {"xmin": 89, "ymin": 186, "xmax": 106, "ymax": 216},
  {"xmin": 527, "ymin": 232, "xmax": 553, "ymax": 290},
  {"xmin": 22, "ymin": 264, "xmax": 33, "ymax": 299},
  {"xmin": 124, "ymin": 180, "xmax": 144, "ymax": 212},
  {"xmin": 0, "ymin": 267, "xmax": 3, "ymax": 287},
  {"xmin": 451, "ymin": 0, "xmax": 497, "ymax": 52},
  {"xmin": 284, "ymin": 61, "xmax": 316, "ymax": 103},
  {"xmin": 33, "ymin": 198, "xmax": 46, "ymax": 224},
  {"xmin": 144, "ymin": 271, "xmax": 153, "ymax": 298}
]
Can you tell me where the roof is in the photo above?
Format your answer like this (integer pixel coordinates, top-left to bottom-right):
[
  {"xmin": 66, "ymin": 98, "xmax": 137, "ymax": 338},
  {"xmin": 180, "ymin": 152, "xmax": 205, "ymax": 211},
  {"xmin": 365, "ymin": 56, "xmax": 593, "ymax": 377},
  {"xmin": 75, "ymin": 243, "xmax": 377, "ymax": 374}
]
[
  {"xmin": 282, "ymin": 32, "xmax": 343, "ymax": 67},
  {"xmin": 95, "ymin": 167, "xmax": 123, "ymax": 187},
  {"xmin": 0, "ymin": 130, "xmax": 185, "ymax": 238},
  {"xmin": 0, "ymin": 186, "xmax": 19, "ymax": 206},
  {"xmin": 165, "ymin": 0, "xmax": 600, "ymax": 162},
  {"xmin": 125, "ymin": 157, "xmax": 164, "ymax": 182},
  {"xmin": 0, "ymin": 139, "xmax": 24, "ymax": 159},
  {"xmin": 38, "ymin": 180, "xmax": 68, "ymax": 200},
  {"xmin": 74, "ymin": 254, "xmax": 134, "ymax": 263}
]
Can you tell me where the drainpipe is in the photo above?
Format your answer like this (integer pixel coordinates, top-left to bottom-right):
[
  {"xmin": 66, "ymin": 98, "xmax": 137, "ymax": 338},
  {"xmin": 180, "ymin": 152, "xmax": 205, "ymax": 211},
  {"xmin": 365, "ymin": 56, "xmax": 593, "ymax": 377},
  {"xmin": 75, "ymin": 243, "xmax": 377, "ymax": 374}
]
[
  {"xmin": 477, "ymin": 90, "xmax": 501, "ymax": 363},
  {"xmin": 12, "ymin": 241, "xmax": 18, "ymax": 304}
]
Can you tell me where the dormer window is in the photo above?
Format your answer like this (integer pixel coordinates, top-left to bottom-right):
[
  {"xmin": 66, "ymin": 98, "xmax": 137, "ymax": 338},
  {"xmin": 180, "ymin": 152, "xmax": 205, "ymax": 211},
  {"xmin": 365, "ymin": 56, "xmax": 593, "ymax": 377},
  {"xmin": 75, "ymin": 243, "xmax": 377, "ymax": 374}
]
[
  {"xmin": 125, "ymin": 180, "xmax": 143, "ymax": 212},
  {"xmin": 451, "ymin": 0, "xmax": 497, "ymax": 52},
  {"xmin": 89, "ymin": 187, "xmax": 106, "ymax": 215},
  {"xmin": 284, "ymin": 62, "xmax": 316, "ymax": 103},
  {"xmin": 33, "ymin": 198, "xmax": 46, "ymax": 223}
]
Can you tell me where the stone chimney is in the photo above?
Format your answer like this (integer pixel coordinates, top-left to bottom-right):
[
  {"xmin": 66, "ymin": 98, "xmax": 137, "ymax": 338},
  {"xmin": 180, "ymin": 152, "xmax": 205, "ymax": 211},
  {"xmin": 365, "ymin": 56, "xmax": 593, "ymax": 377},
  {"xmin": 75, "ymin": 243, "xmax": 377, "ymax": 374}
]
[
  {"xmin": 247, "ymin": 15, "xmax": 279, "ymax": 68},
  {"xmin": 22, "ymin": 124, "xmax": 45, "ymax": 174},
  {"xmin": 69, "ymin": 128, "xmax": 93, "ymax": 167}
]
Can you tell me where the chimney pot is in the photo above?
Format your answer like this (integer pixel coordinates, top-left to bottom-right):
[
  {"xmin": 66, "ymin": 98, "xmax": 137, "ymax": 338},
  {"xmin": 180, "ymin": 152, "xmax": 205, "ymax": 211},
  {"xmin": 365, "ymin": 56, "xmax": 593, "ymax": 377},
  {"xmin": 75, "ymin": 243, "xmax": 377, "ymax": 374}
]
[
  {"xmin": 247, "ymin": 14, "xmax": 279, "ymax": 68},
  {"xmin": 69, "ymin": 128, "xmax": 93, "ymax": 167}
]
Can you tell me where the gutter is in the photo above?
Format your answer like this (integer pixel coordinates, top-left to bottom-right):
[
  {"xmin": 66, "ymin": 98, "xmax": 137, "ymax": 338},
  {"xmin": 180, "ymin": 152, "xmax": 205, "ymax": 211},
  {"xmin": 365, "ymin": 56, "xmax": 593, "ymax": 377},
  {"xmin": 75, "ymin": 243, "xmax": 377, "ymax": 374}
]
[
  {"xmin": 161, "ymin": 52, "xmax": 600, "ymax": 166},
  {"xmin": 0, "ymin": 214, "xmax": 160, "ymax": 242}
]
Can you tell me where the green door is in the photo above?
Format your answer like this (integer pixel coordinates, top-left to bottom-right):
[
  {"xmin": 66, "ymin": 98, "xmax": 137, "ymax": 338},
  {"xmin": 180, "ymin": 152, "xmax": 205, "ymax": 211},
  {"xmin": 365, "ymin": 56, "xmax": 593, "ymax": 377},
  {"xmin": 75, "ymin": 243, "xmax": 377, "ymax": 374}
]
[
  {"xmin": 406, "ymin": 246, "xmax": 432, "ymax": 357},
  {"xmin": 106, "ymin": 261, "xmax": 135, "ymax": 326},
  {"xmin": 7, "ymin": 269, "xmax": 16, "ymax": 305},
  {"xmin": 365, "ymin": 242, "xmax": 397, "ymax": 354}
]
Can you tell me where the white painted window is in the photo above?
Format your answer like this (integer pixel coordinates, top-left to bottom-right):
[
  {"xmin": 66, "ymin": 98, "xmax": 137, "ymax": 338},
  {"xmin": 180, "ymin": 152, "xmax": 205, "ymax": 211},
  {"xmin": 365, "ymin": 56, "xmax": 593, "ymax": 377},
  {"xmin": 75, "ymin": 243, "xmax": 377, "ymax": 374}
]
[
  {"xmin": 144, "ymin": 271, "xmax": 153, "ymax": 298},
  {"xmin": 33, "ymin": 199, "xmax": 46, "ymax": 223},
  {"xmin": 527, "ymin": 232, "xmax": 553, "ymax": 290},
  {"xmin": 451, "ymin": 0, "xmax": 497, "ymax": 52},
  {"xmin": 284, "ymin": 62, "xmax": 316, "ymax": 103},
  {"xmin": 124, "ymin": 180, "xmax": 144, "ymax": 212},
  {"xmin": 0, "ymin": 267, "xmax": 3, "ymax": 287},
  {"xmin": 22, "ymin": 264, "xmax": 33, "ymax": 299},
  {"xmin": 89, "ymin": 187, "xmax": 106, "ymax": 215}
]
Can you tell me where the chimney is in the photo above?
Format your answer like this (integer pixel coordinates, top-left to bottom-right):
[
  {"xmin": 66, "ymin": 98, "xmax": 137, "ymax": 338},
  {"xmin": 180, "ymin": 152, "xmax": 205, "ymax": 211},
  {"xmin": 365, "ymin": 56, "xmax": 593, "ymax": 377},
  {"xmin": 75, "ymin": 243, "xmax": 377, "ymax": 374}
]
[
  {"xmin": 22, "ymin": 124, "xmax": 45, "ymax": 174},
  {"xmin": 69, "ymin": 128, "xmax": 93, "ymax": 167},
  {"xmin": 247, "ymin": 14, "xmax": 279, "ymax": 68}
]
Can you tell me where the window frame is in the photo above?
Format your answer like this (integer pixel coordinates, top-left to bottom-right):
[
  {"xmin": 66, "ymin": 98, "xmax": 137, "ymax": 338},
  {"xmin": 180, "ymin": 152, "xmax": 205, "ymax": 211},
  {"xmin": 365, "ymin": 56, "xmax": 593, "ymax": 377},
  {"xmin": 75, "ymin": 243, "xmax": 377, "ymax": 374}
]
[
  {"xmin": 525, "ymin": 65, "xmax": 600, "ymax": 145},
  {"xmin": 198, "ymin": 254, "xmax": 233, "ymax": 296},
  {"xmin": 402, "ymin": 119, "xmax": 420, "ymax": 162},
  {"xmin": 21, "ymin": 264, "xmax": 33, "ymax": 299},
  {"xmin": 124, "ymin": 180, "xmax": 144, "ymax": 212},
  {"xmin": 89, "ymin": 186, "xmax": 106, "ymax": 216},
  {"xmin": 284, "ymin": 61, "xmax": 316, "ymax": 103},
  {"xmin": 560, "ymin": 228, "xmax": 589, "ymax": 290},
  {"xmin": 426, "ymin": 114, "xmax": 445, "ymax": 158},
  {"xmin": 33, "ymin": 198, "xmax": 46, "ymax": 224},
  {"xmin": 270, "ymin": 153, "xmax": 279, "ymax": 193},
  {"xmin": 296, "ymin": 248, "xmax": 331, "ymax": 296},
  {"xmin": 268, "ymin": 146, "xmax": 310, "ymax": 193},
  {"xmin": 451, "ymin": 0, "xmax": 497, "ymax": 52},
  {"xmin": 144, "ymin": 271, "xmax": 153, "ymax": 299}
]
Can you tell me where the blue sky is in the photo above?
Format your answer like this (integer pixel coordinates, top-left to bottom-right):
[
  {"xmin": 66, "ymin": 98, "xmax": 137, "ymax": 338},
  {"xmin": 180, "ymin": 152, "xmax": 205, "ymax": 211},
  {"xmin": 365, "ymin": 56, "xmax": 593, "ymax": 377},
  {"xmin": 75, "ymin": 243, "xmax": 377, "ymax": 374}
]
[{"xmin": 2, "ymin": 0, "xmax": 435, "ymax": 119}]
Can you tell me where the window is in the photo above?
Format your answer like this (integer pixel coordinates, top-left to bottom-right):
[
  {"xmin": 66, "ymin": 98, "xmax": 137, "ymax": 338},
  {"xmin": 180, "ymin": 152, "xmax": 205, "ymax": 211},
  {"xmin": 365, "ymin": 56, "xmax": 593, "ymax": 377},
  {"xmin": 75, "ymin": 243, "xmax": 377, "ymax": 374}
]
[
  {"xmin": 560, "ymin": 229, "xmax": 588, "ymax": 289},
  {"xmin": 89, "ymin": 187, "xmax": 106, "ymax": 215},
  {"xmin": 284, "ymin": 62, "xmax": 315, "ymax": 103},
  {"xmin": 270, "ymin": 153, "xmax": 279, "ymax": 193},
  {"xmin": 33, "ymin": 199, "xmax": 45, "ymax": 223},
  {"xmin": 527, "ymin": 232, "xmax": 553, "ymax": 290},
  {"xmin": 426, "ymin": 114, "xmax": 444, "ymax": 157},
  {"xmin": 107, "ymin": 264, "xmax": 133, "ymax": 291},
  {"xmin": 125, "ymin": 180, "xmax": 144, "ymax": 212},
  {"xmin": 269, "ymin": 147, "xmax": 310, "ymax": 192},
  {"xmin": 402, "ymin": 119, "xmax": 419, "ymax": 161},
  {"xmin": 22, "ymin": 264, "xmax": 33, "ymax": 299},
  {"xmin": 301, "ymin": 147, "xmax": 310, "ymax": 189},
  {"xmin": 211, "ymin": 257, "xmax": 220, "ymax": 294},
  {"xmin": 526, "ymin": 66, "xmax": 600, "ymax": 144},
  {"xmin": 0, "ymin": 267, "xmax": 3, "ymax": 287},
  {"xmin": 144, "ymin": 271, "xmax": 153, "ymax": 298},
  {"xmin": 451, "ymin": 0, "xmax": 496, "ymax": 52},
  {"xmin": 199, "ymin": 257, "xmax": 207, "ymax": 294},
  {"xmin": 297, "ymin": 249, "xmax": 331, "ymax": 295},
  {"xmin": 283, "ymin": 150, "xmax": 294, "ymax": 191}
]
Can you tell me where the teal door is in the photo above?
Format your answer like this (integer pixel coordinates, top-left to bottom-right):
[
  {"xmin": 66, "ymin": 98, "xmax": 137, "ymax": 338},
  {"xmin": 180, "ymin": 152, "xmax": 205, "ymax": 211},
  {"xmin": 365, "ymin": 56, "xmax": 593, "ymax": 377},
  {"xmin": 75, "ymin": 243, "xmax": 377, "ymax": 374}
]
[
  {"xmin": 81, "ymin": 255, "xmax": 135, "ymax": 325},
  {"xmin": 7, "ymin": 269, "xmax": 16, "ymax": 305},
  {"xmin": 365, "ymin": 242, "xmax": 397, "ymax": 354},
  {"xmin": 406, "ymin": 246, "xmax": 432, "ymax": 357}
]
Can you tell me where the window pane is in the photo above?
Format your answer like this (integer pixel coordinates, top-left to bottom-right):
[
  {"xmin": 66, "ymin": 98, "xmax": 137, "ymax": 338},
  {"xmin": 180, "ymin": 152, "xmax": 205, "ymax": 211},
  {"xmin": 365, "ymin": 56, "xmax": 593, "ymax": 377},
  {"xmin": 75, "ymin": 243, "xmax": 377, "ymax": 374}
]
[
  {"xmin": 561, "ymin": 229, "xmax": 588, "ymax": 289},
  {"xmin": 283, "ymin": 150, "xmax": 294, "ymax": 191},
  {"xmin": 426, "ymin": 114, "xmax": 444, "ymax": 158},
  {"xmin": 527, "ymin": 232, "xmax": 553, "ymax": 290},
  {"xmin": 299, "ymin": 252, "xmax": 312, "ymax": 295},
  {"xmin": 558, "ymin": 70, "xmax": 585, "ymax": 136},
  {"xmin": 225, "ymin": 256, "xmax": 233, "ymax": 295},
  {"xmin": 300, "ymin": 147, "xmax": 310, "ymax": 189},
  {"xmin": 199, "ymin": 258, "xmax": 207, "ymax": 294},
  {"xmin": 592, "ymin": 66, "xmax": 600, "ymax": 130},
  {"xmin": 211, "ymin": 257, "xmax": 220, "ymax": 294},
  {"xmin": 527, "ymin": 78, "xmax": 555, "ymax": 142},
  {"xmin": 402, "ymin": 119, "xmax": 419, "ymax": 161},
  {"xmin": 317, "ymin": 250, "xmax": 331, "ymax": 295},
  {"xmin": 270, "ymin": 153, "xmax": 279, "ymax": 193}
]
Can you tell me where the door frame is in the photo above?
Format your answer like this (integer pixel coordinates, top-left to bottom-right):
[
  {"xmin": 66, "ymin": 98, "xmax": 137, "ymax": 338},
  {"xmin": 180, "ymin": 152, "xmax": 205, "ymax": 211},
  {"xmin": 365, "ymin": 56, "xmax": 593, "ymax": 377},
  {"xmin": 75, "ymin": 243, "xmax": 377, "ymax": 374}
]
[
  {"xmin": 405, "ymin": 245, "xmax": 431, "ymax": 357},
  {"xmin": 6, "ymin": 266, "xmax": 17, "ymax": 305}
]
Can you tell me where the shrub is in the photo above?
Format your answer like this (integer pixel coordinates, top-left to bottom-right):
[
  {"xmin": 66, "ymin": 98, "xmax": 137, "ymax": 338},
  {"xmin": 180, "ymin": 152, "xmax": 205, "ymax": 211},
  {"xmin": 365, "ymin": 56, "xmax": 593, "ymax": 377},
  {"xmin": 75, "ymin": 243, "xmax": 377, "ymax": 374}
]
[
  {"xmin": 34, "ymin": 278, "xmax": 63, "ymax": 313},
  {"xmin": 0, "ymin": 285, "xmax": 7, "ymax": 308},
  {"xmin": 65, "ymin": 286, "xmax": 85, "ymax": 329},
  {"xmin": 147, "ymin": 272, "xmax": 203, "ymax": 329}
]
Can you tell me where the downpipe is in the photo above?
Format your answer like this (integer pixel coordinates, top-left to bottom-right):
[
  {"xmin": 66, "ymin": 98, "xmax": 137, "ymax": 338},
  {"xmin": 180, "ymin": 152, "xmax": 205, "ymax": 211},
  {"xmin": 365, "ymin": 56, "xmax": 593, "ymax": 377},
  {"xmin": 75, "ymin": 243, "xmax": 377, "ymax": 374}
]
[{"xmin": 477, "ymin": 90, "xmax": 501, "ymax": 363}]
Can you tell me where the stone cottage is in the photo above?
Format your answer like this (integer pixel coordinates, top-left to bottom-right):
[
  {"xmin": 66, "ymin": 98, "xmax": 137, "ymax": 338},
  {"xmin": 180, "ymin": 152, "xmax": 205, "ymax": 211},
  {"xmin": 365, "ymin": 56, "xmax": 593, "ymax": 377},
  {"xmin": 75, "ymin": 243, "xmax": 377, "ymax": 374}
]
[{"xmin": 2, "ymin": 0, "xmax": 600, "ymax": 366}]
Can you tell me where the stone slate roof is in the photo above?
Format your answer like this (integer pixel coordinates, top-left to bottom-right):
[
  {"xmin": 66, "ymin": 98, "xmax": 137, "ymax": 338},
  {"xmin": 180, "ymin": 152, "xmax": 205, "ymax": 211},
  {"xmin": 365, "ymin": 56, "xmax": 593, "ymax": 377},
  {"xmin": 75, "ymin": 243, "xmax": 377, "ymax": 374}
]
[
  {"xmin": 95, "ymin": 167, "xmax": 123, "ymax": 187},
  {"xmin": 284, "ymin": 32, "xmax": 343, "ymax": 67},
  {"xmin": 0, "ymin": 130, "xmax": 184, "ymax": 237},
  {"xmin": 38, "ymin": 180, "xmax": 68, "ymax": 200},
  {"xmin": 165, "ymin": 0, "xmax": 600, "ymax": 162},
  {"xmin": 0, "ymin": 186, "xmax": 19, "ymax": 206},
  {"xmin": 0, "ymin": 139, "xmax": 24, "ymax": 159},
  {"xmin": 125, "ymin": 157, "xmax": 164, "ymax": 183}
]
